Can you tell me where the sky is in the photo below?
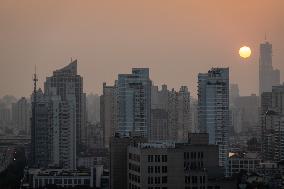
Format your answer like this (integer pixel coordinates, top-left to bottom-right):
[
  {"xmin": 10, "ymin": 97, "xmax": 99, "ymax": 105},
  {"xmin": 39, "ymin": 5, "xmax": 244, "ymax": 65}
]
[{"xmin": 0, "ymin": 0, "xmax": 283, "ymax": 98}]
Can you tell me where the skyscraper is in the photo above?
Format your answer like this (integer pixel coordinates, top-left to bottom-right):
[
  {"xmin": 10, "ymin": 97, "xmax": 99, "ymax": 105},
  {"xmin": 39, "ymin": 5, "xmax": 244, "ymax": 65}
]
[
  {"xmin": 261, "ymin": 85, "xmax": 284, "ymax": 162},
  {"xmin": 198, "ymin": 68, "xmax": 229, "ymax": 168},
  {"xmin": 259, "ymin": 41, "xmax": 280, "ymax": 95},
  {"xmin": 116, "ymin": 68, "xmax": 152, "ymax": 137},
  {"xmin": 44, "ymin": 60, "xmax": 86, "ymax": 151}
]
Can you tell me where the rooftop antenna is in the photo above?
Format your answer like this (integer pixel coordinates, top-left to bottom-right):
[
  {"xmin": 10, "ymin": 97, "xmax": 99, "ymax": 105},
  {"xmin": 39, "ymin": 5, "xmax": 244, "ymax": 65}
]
[
  {"xmin": 265, "ymin": 32, "xmax": 267, "ymax": 41},
  {"xmin": 31, "ymin": 65, "xmax": 38, "ymax": 166},
  {"xmin": 71, "ymin": 57, "xmax": 73, "ymax": 63},
  {"xmin": 33, "ymin": 65, "xmax": 38, "ymax": 94}
]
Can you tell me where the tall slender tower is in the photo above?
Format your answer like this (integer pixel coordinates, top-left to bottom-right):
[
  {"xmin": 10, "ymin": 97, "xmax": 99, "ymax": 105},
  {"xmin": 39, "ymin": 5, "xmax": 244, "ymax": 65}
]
[
  {"xmin": 30, "ymin": 68, "xmax": 38, "ymax": 166},
  {"xmin": 259, "ymin": 41, "xmax": 280, "ymax": 96}
]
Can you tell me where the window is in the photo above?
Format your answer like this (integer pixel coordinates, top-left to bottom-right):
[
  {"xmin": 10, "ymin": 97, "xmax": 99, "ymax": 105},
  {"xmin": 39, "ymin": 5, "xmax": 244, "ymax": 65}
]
[
  {"xmin": 148, "ymin": 177, "xmax": 153, "ymax": 184},
  {"xmin": 155, "ymin": 177, "xmax": 160, "ymax": 184},
  {"xmin": 155, "ymin": 166, "xmax": 160, "ymax": 173},
  {"xmin": 162, "ymin": 166, "xmax": 167, "ymax": 173},
  {"xmin": 162, "ymin": 155, "xmax": 167, "ymax": 162},
  {"xmin": 148, "ymin": 155, "xmax": 153, "ymax": 162},
  {"xmin": 155, "ymin": 155, "xmax": 160, "ymax": 162},
  {"xmin": 185, "ymin": 176, "xmax": 190, "ymax": 183},
  {"xmin": 162, "ymin": 176, "xmax": 167, "ymax": 184}
]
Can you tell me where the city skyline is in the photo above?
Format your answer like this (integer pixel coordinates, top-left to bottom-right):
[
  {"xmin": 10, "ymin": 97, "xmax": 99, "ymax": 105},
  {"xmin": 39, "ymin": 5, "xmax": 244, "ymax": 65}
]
[
  {"xmin": 1, "ymin": 1, "xmax": 284, "ymax": 188},
  {"xmin": 1, "ymin": 0, "xmax": 284, "ymax": 98}
]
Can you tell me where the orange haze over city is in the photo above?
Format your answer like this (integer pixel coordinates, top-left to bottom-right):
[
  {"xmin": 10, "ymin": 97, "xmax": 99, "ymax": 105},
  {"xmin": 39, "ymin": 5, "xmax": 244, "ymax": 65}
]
[{"xmin": 0, "ymin": 0, "xmax": 284, "ymax": 97}]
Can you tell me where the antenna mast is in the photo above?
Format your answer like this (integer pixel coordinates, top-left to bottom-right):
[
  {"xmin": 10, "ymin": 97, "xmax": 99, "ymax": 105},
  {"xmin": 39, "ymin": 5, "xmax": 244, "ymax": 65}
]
[
  {"xmin": 33, "ymin": 65, "xmax": 38, "ymax": 94},
  {"xmin": 31, "ymin": 65, "xmax": 38, "ymax": 166}
]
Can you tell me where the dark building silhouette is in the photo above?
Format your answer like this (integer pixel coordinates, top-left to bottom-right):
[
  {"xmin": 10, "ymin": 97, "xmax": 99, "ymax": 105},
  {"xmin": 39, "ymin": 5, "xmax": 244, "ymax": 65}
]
[{"xmin": 259, "ymin": 41, "xmax": 280, "ymax": 95}]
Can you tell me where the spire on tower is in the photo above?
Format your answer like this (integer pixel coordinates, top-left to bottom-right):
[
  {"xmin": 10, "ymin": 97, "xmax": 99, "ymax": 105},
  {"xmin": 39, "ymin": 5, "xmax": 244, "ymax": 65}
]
[{"xmin": 33, "ymin": 65, "xmax": 38, "ymax": 94}]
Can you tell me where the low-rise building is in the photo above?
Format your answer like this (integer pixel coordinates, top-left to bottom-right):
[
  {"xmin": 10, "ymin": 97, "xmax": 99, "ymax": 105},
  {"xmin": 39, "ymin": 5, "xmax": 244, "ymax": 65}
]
[
  {"xmin": 23, "ymin": 168, "xmax": 94, "ymax": 188},
  {"xmin": 228, "ymin": 152, "xmax": 262, "ymax": 176}
]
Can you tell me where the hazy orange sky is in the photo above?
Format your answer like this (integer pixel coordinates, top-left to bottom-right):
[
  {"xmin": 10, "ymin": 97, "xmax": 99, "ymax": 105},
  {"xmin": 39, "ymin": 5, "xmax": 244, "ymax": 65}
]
[{"xmin": 0, "ymin": 0, "xmax": 283, "ymax": 98}]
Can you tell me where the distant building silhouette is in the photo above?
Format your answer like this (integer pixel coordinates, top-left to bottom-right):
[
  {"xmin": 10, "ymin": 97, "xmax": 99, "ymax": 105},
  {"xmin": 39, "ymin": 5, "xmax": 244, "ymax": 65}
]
[
  {"xmin": 150, "ymin": 85, "xmax": 191, "ymax": 142},
  {"xmin": 229, "ymin": 83, "xmax": 239, "ymax": 107},
  {"xmin": 234, "ymin": 94, "xmax": 259, "ymax": 133},
  {"xmin": 259, "ymin": 41, "xmax": 280, "ymax": 95},
  {"xmin": 12, "ymin": 97, "xmax": 31, "ymax": 135},
  {"xmin": 100, "ymin": 82, "xmax": 117, "ymax": 148}
]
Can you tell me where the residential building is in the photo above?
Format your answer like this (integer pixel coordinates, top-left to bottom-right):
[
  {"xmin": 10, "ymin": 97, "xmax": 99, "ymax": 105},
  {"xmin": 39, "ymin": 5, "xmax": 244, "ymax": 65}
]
[
  {"xmin": 116, "ymin": 68, "xmax": 152, "ymax": 137},
  {"xmin": 31, "ymin": 87, "xmax": 77, "ymax": 169},
  {"xmin": 151, "ymin": 85, "xmax": 191, "ymax": 142},
  {"xmin": 150, "ymin": 108, "xmax": 168, "ymax": 142},
  {"xmin": 44, "ymin": 60, "xmax": 86, "ymax": 150},
  {"xmin": 198, "ymin": 68, "xmax": 229, "ymax": 168}
]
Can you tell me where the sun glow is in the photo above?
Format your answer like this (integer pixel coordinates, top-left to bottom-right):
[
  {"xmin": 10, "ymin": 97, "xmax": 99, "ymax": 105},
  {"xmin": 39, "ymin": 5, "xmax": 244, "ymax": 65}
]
[{"xmin": 239, "ymin": 46, "xmax": 251, "ymax": 58}]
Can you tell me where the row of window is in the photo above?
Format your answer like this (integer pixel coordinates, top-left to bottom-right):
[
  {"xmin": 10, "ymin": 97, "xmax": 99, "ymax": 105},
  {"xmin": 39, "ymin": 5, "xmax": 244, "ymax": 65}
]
[
  {"xmin": 129, "ymin": 163, "xmax": 141, "ymax": 173},
  {"xmin": 148, "ymin": 176, "xmax": 168, "ymax": 184},
  {"xmin": 185, "ymin": 176, "xmax": 206, "ymax": 184},
  {"xmin": 34, "ymin": 178, "xmax": 90, "ymax": 187},
  {"xmin": 185, "ymin": 187, "xmax": 206, "ymax": 189},
  {"xmin": 148, "ymin": 166, "xmax": 167, "ymax": 173},
  {"xmin": 129, "ymin": 183, "xmax": 140, "ymax": 189},
  {"xmin": 229, "ymin": 160, "xmax": 260, "ymax": 164},
  {"xmin": 129, "ymin": 173, "xmax": 140, "ymax": 183},
  {"xmin": 184, "ymin": 161, "xmax": 204, "ymax": 170},
  {"xmin": 148, "ymin": 155, "xmax": 167, "ymax": 162}
]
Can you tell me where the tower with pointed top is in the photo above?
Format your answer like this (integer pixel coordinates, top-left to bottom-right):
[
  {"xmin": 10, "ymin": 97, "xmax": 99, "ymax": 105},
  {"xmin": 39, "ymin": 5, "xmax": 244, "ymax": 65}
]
[
  {"xmin": 30, "ymin": 68, "xmax": 38, "ymax": 166},
  {"xmin": 259, "ymin": 41, "xmax": 280, "ymax": 95},
  {"xmin": 44, "ymin": 60, "xmax": 86, "ymax": 152}
]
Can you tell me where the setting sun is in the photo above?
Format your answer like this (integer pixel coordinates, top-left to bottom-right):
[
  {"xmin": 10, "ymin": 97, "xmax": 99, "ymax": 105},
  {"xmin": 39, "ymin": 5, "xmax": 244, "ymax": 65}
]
[{"xmin": 239, "ymin": 46, "xmax": 251, "ymax": 58}]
